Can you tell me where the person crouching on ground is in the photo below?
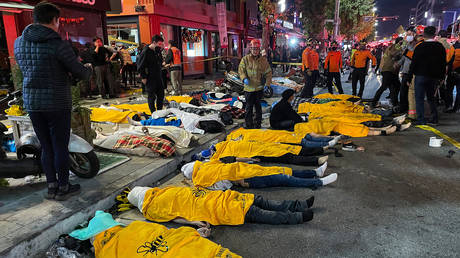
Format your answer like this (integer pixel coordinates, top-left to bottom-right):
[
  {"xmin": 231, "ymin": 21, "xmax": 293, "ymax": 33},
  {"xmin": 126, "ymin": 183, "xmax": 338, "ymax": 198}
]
[{"xmin": 270, "ymin": 89, "xmax": 303, "ymax": 130}]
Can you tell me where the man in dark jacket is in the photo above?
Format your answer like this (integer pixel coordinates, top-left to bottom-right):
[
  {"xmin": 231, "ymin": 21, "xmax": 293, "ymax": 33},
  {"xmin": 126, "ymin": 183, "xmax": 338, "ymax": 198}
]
[
  {"xmin": 409, "ymin": 26, "xmax": 447, "ymax": 125},
  {"xmin": 270, "ymin": 89, "xmax": 303, "ymax": 130},
  {"xmin": 14, "ymin": 2, "xmax": 91, "ymax": 200},
  {"xmin": 92, "ymin": 37, "xmax": 115, "ymax": 99},
  {"xmin": 137, "ymin": 35, "xmax": 165, "ymax": 113}
]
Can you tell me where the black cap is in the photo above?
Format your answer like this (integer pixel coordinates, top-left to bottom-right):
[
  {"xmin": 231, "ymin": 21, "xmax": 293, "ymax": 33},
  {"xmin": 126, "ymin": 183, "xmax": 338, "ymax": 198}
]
[{"xmin": 424, "ymin": 26, "xmax": 436, "ymax": 37}]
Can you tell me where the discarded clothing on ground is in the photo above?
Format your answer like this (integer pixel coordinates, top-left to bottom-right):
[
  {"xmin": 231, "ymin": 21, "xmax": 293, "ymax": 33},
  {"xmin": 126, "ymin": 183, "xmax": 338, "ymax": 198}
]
[
  {"xmin": 114, "ymin": 135, "xmax": 175, "ymax": 157},
  {"xmin": 140, "ymin": 117, "xmax": 182, "ymax": 127},
  {"xmin": 151, "ymin": 108, "xmax": 223, "ymax": 134}
]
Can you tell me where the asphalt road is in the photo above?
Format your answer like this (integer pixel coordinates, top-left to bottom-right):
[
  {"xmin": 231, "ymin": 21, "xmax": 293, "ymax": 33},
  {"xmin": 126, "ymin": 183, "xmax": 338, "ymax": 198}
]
[{"xmin": 169, "ymin": 74, "xmax": 460, "ymax": 258}]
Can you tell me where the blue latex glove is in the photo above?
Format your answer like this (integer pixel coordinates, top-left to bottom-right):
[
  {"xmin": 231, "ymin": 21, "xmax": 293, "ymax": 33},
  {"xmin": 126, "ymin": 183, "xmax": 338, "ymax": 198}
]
[{"xmin": 243, "ymin": 78, "xmax": 249, "ymax": 85}]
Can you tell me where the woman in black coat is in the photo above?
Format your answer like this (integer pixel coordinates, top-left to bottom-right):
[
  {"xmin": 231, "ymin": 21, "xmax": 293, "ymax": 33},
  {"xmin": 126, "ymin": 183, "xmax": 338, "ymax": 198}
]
[{"xmin": 270, "ymin": 89, "xmax": 303, "ymax": 130}]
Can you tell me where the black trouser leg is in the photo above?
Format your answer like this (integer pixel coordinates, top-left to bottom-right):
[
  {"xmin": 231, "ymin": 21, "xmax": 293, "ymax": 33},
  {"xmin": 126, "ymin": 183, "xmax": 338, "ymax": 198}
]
[
  {"xmin": 146, "ymin": 89, "xmax": 157, "ymax": 113},
  {"xmin": 154, "ymin": 86, "xmax": 164, "ymax": 111},
  {"xmin": 326, "ymin": 73, "xmax": 334, "ymax": 93},
  {"xmin": 351, "ymin": 70, "xmax": 359, "ymax": 96},
  {"xmin": 333, "ymin": 72, "xmax": 343, "ymax": 94},
  {"xmin": 400, "ymin": 74, "xmax": 410, "ymax": 113},
  {"xmin": 257, "ymin": 154, "xmax": 319, "ymax": 166},
  {"xmin": 373, "ymin": 71, "xmax": 391, "ymax": 103},
  {"xmin": 444, "ymin": 73, "xmax": 455, "ymax": 108},
  {"xmin": 252, "ymin": 195, "xmax": 308, "ymax": 212},
  {"xmin": 244, "ymin": 205, "xmax": 303, "ymax": 225},
  {"xmin": 390, "ymin": 73, "xmax": 401, "ymax": 106},
  {"xmin": 244, "ymin": 91, "xmax": 262, "ymax": 128},
  {"xmin": 299, "ymin": 147, "xmax": 324, "ymax": 156},
  {"xmin": 425, "ymin": 79, "xmax": 438, "ymax": 122},
  {"xmin": 358, "ymin": 71, "xmax": 366, "ymax": 97}
]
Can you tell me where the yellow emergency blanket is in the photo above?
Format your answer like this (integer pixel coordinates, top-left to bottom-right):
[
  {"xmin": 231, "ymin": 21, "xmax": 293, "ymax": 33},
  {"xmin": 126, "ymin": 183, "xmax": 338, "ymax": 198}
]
[
  {"xmin": 416, "ymin": 125, "xmax": 460, "ymax": 149},
  {"xmin": 298, "ymin": 101, "xmax": 364, "ymax": 114},
  {"xmin": 211, "ymin": 140, "xmax": 302, "ymax": 160},
  {"xmin": 4, "ymin": 105, "xmax": 26, "ymax": 116},
  {"xmin": 192, "ymin": 160, "xmax": 293, "ymax": 188},
  {"xmin": 111, "ymin": 103, "xmax": 152, "ymax": 115},
  {"xmin": 166, "ymin": 96, "xmax": 194, "ymax": 104},
  {"xmin": 142, "ymin": 186, "xmax": 254, "ymax": 226},
  {"xmin": 294, "ymin": 119, "xmax": 369, "ymax": 138},
  {"xmin": 226, "ymin": 127, "xmax": 303, "ymax": 144},
  {"xmin": 90, "ymin": 107, "xmax": 135, "ymax": 124},
  {"xmin": 94, "ymin": 222, "xmax": 241, "ymax": 258},
  {"xmin": 314, "ymin": 93, "xmax": 359, "ymax": 100},
  {"xmin": 308, "ymin": 112, "xmax": 382, "ymax": 124}
]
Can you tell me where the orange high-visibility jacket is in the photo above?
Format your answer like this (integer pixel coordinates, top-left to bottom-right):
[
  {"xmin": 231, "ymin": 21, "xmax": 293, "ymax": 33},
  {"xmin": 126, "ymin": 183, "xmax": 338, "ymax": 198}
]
[
  {"xmin": 302, "ymin": 48, "xmax": 310, "ymax": 71},
  {"xmin": 170, "ymin": 47, "xmax": 181, "ymax": 65},
  {"xmin": 324, "ymin": 51, "xmax": 343, "ymax": 72},
  {"xmin": 351, "ymin": 49, "xmax": 376, "ymax": 69},
  {"xmin": 448, "ymin": 42, "xmax": 460, "ymax": 71},
  {"xmin": 308, "ymin": 50, "xmax": 319, "ymax": 71}
]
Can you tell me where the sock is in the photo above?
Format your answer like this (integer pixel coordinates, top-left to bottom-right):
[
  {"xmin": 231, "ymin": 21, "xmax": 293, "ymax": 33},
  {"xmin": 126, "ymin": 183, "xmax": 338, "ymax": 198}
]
[
  {"xmin": 328, "ymin": 137, "xmax": 340, "ymax": 147},
  {"xmin": 306, "ymin": 196, "xmax": 315, "ymax": 208},
  {"xmin": 302, "ymin": 209, "xmax": 314, "ymax": 222},
  {"xmin": 320, "ymin": 173, "xmax": 338, "ymax": 186},
  {"xmin": 315, "ymin": 162, "xmax": 328, "ymax": 177}
]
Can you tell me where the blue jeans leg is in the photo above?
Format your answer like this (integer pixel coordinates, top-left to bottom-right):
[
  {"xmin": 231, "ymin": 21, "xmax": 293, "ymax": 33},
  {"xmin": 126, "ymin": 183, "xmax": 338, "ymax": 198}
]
[
  {"xmin": 305, "ymin": 134, "xmax": 331, "ymax": 142},
  {"xmin": 415, "ymin": 76, "xmax": 427, "ymax": 124},
  {"xmin": 301, "ymin": 138, "xmax": 328, "ymax": 148},
  {"xmin": 245, "ymin": 174, "xmax": 322, "ymax": 189},
  {"xmin": 292, "ymin": 170, "xmax": 317, "ymax": 178}
]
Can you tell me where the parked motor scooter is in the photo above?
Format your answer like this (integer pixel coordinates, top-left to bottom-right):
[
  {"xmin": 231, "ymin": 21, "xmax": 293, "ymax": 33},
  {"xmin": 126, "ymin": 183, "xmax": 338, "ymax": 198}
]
[{"xmin": 0, "ymin": 91, "xmax": 100, "ymax": 179}]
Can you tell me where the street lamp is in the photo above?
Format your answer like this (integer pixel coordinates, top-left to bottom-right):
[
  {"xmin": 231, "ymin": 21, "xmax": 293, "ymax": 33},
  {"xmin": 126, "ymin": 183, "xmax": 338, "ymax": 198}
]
[{"xmin": 443, "ymin": 11, "xmax": 458, "ymax": 38}]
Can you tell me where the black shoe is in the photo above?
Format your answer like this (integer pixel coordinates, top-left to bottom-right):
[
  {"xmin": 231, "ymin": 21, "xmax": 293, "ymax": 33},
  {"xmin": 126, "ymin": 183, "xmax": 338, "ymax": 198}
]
[
  {"xmin": 302, "ymin": 209, "xmax": 314, "ymax": 222},
  {"xmin": 55, "ymin": 184, "xmax": 81, "ymax": 201},
  {"xmin": 306, "ymin": 196, "xmax": 315, "ymax": 208},
  {"xmin": 44, "ymin": 187, "xmax": 58, "ymax": 200},
  {"xmin": 426, "ymin": 120, "xmax": 439, "ymax": 126}
]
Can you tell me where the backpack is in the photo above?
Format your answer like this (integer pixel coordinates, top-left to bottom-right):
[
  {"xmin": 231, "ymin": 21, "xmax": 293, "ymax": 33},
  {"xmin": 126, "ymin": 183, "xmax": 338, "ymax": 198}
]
[{"xmin": 198, "ymin": 120, "xmax": 224, "ymax": 133}]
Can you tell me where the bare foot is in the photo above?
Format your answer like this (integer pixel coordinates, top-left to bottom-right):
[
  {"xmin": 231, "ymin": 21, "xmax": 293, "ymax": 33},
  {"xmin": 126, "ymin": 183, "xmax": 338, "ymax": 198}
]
[
  {"xmin": 385, "ymin": 126, "xmax": 397, "ymax": 135},
  {"xmin": 400, "ymin": 122, "xmax": 411, "ymax": 131},
  {"xmin": 318, "ymin": 156, "xmax": 329, "ymax": 165},
  {"xmin": 393, "ymin": 114, "xmax": 407, "ymax": 125}
]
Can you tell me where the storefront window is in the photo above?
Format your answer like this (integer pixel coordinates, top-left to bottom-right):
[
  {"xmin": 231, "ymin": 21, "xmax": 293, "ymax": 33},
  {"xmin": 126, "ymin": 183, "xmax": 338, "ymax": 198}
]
[
  {"xmin": 107, "ymin": 23, "xmax": 139, "ymax": 49},
  {"xmin": 0, "ymin": 17, "xmax": 10, "ymax": 87},
  {"xmin": 181, "ymin": 28, "xmax": 205, "ymax": 76}
]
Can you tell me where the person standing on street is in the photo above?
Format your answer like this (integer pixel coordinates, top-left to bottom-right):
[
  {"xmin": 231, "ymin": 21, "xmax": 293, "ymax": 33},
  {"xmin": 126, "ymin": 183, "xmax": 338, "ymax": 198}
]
[
  {"xmin": 92, "ymin": 37, "xmax": 116, "ymax": 99},
  {"xmin": 409, "ymin": 26, "xmax": 447, "ymax": 125},
  {"xmin": 373, "ymin": 44, "xmax": 383, "ymax": 74},
  {"xmin": 137, "ymin": 35, "xmax": 166, "ymax": 113},
  {"xmin": 238, "ymin": 39, "xmax": 272, "ymax": 129},
  {"xmin": 446, "ymin": 31, "xmax": 460, "ymax": 113},
  {"xmin": 372, "ymin": 37, "xmax": 403, "ymax": 107},
  {"xmin": 324, "ymin": 41, "xmax": 344, "ymax": 94},
  {"xmin": 307, "ymin": 41, "xmax": 320, "ymax": 95},
  {"xmin": 398, "ymin": 27, "xmax": 418, "ymax": 114},
  {"xmin": 351, "ymin": 41, "xmax": 377, "ymax": 97},
  {"xmin": 164, "ymin": 40, "xmax": 182, "ymax": 95},
  {"xmin": 119, "ymin": 45, "xmax": 135, "ymax": 87},
  {"xmin": 14, "ymin": 2, "xmax": 91, "ymax": 200},
  {"xmin": 301, "ymin": 40, "xmax": 312, "ymax": 98}
]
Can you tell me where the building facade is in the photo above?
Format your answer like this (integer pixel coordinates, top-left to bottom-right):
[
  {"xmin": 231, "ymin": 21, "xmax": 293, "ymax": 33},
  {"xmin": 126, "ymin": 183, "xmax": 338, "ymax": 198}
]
[{"xmin": 107, "ymin": 0, "xmax": 246, "ymax": 76}]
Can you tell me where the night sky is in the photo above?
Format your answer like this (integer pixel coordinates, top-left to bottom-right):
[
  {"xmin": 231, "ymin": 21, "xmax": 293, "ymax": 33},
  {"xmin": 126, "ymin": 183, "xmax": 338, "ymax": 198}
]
[{"xmin": 375, "ymin": 0, "xmax": 418, "ymax": 38}]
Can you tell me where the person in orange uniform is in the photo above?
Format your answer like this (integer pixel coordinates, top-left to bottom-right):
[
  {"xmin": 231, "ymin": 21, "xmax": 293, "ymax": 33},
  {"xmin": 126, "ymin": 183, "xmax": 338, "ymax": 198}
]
[
  {"xmin": 350, "ymin": 40, "xmax": 377, "ymax": 97},
  {"xmin": 447, "ymin": 31, "xmax": 460, "ymax": 112},
  {"xmin": 165, "ymin": 40, "xmax": 182, "ymax": 95},
  {"xmin": 301, "ymin": 40, "xmax": 312, "ymax": 97},
  {"xmin": 324, "ymin": 41, "xmax": 344, "ymax": 94}
]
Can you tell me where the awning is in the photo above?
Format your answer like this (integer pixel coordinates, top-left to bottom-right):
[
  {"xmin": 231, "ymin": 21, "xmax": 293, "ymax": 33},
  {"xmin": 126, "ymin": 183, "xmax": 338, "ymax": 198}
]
[{"xmin": 0, "ymin": 2, "xmax": 33, "ymax": 13}]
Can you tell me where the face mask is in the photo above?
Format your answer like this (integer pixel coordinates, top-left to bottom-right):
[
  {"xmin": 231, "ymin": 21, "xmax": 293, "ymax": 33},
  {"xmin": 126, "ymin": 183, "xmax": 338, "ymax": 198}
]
[{"xmin": 406, "ymin": 36, "xmax": 414, "ymax": 42}]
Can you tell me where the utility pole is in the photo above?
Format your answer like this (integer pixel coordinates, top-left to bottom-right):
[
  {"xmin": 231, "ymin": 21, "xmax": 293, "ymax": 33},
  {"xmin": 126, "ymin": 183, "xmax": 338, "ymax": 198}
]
[{"xmin": 334, "ymin": 0, "xmax": 341, "ymax": 39}]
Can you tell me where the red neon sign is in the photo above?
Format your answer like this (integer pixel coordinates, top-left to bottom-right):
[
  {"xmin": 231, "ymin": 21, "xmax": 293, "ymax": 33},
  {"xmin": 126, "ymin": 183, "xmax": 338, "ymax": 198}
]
[{"xmin": 71, "ymin": 0, "xmax": 95, "ymax": 5}]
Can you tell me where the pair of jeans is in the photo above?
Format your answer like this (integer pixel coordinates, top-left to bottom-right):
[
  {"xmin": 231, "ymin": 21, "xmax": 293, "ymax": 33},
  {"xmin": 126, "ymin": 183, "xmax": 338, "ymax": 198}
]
[
  {"xmin": 29, "ymin": 111, "xmax": 71, "ymax": 187},
  {"xmin": 352, "ymin": 68, "xmax": 367, "ymax": 97},
  {"xmin": 414, "ymin": 75, "xmax": 438, "ymax": 124},
  {"xmin": 94, "ymin": 64, "xmax": 115, "ymax": 97},
  {"xmin": 244, "ymin": 195, "xmax": 305, "ymax": 224},
  {"xmin": 244, "ymin": 90, "xmax": 263, "ymax": 128},
  {"xmin": 257, "ymin": 154, "xmax": 319, "ymax": 166},
  {"xmin": 146, "ymin": 85, "xmax": 165, "ymax": 113},
  {"xmin": 400, "ymin": 73, "xmax": 412, "ymax": 113},
  {"xmin": 373, "ymin": 71, "xmax": 401, "ymax": 105},
  {"xmin": 326, "ymin": 72, "xmax": 344, "ymax": 94},
  {"xmin": 301, "ymin": 134, "xmax": 331, "ymax": 148},
  {"xmin": 245, "ymin": 170, "xmax": 322, "ymax": 188}
]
